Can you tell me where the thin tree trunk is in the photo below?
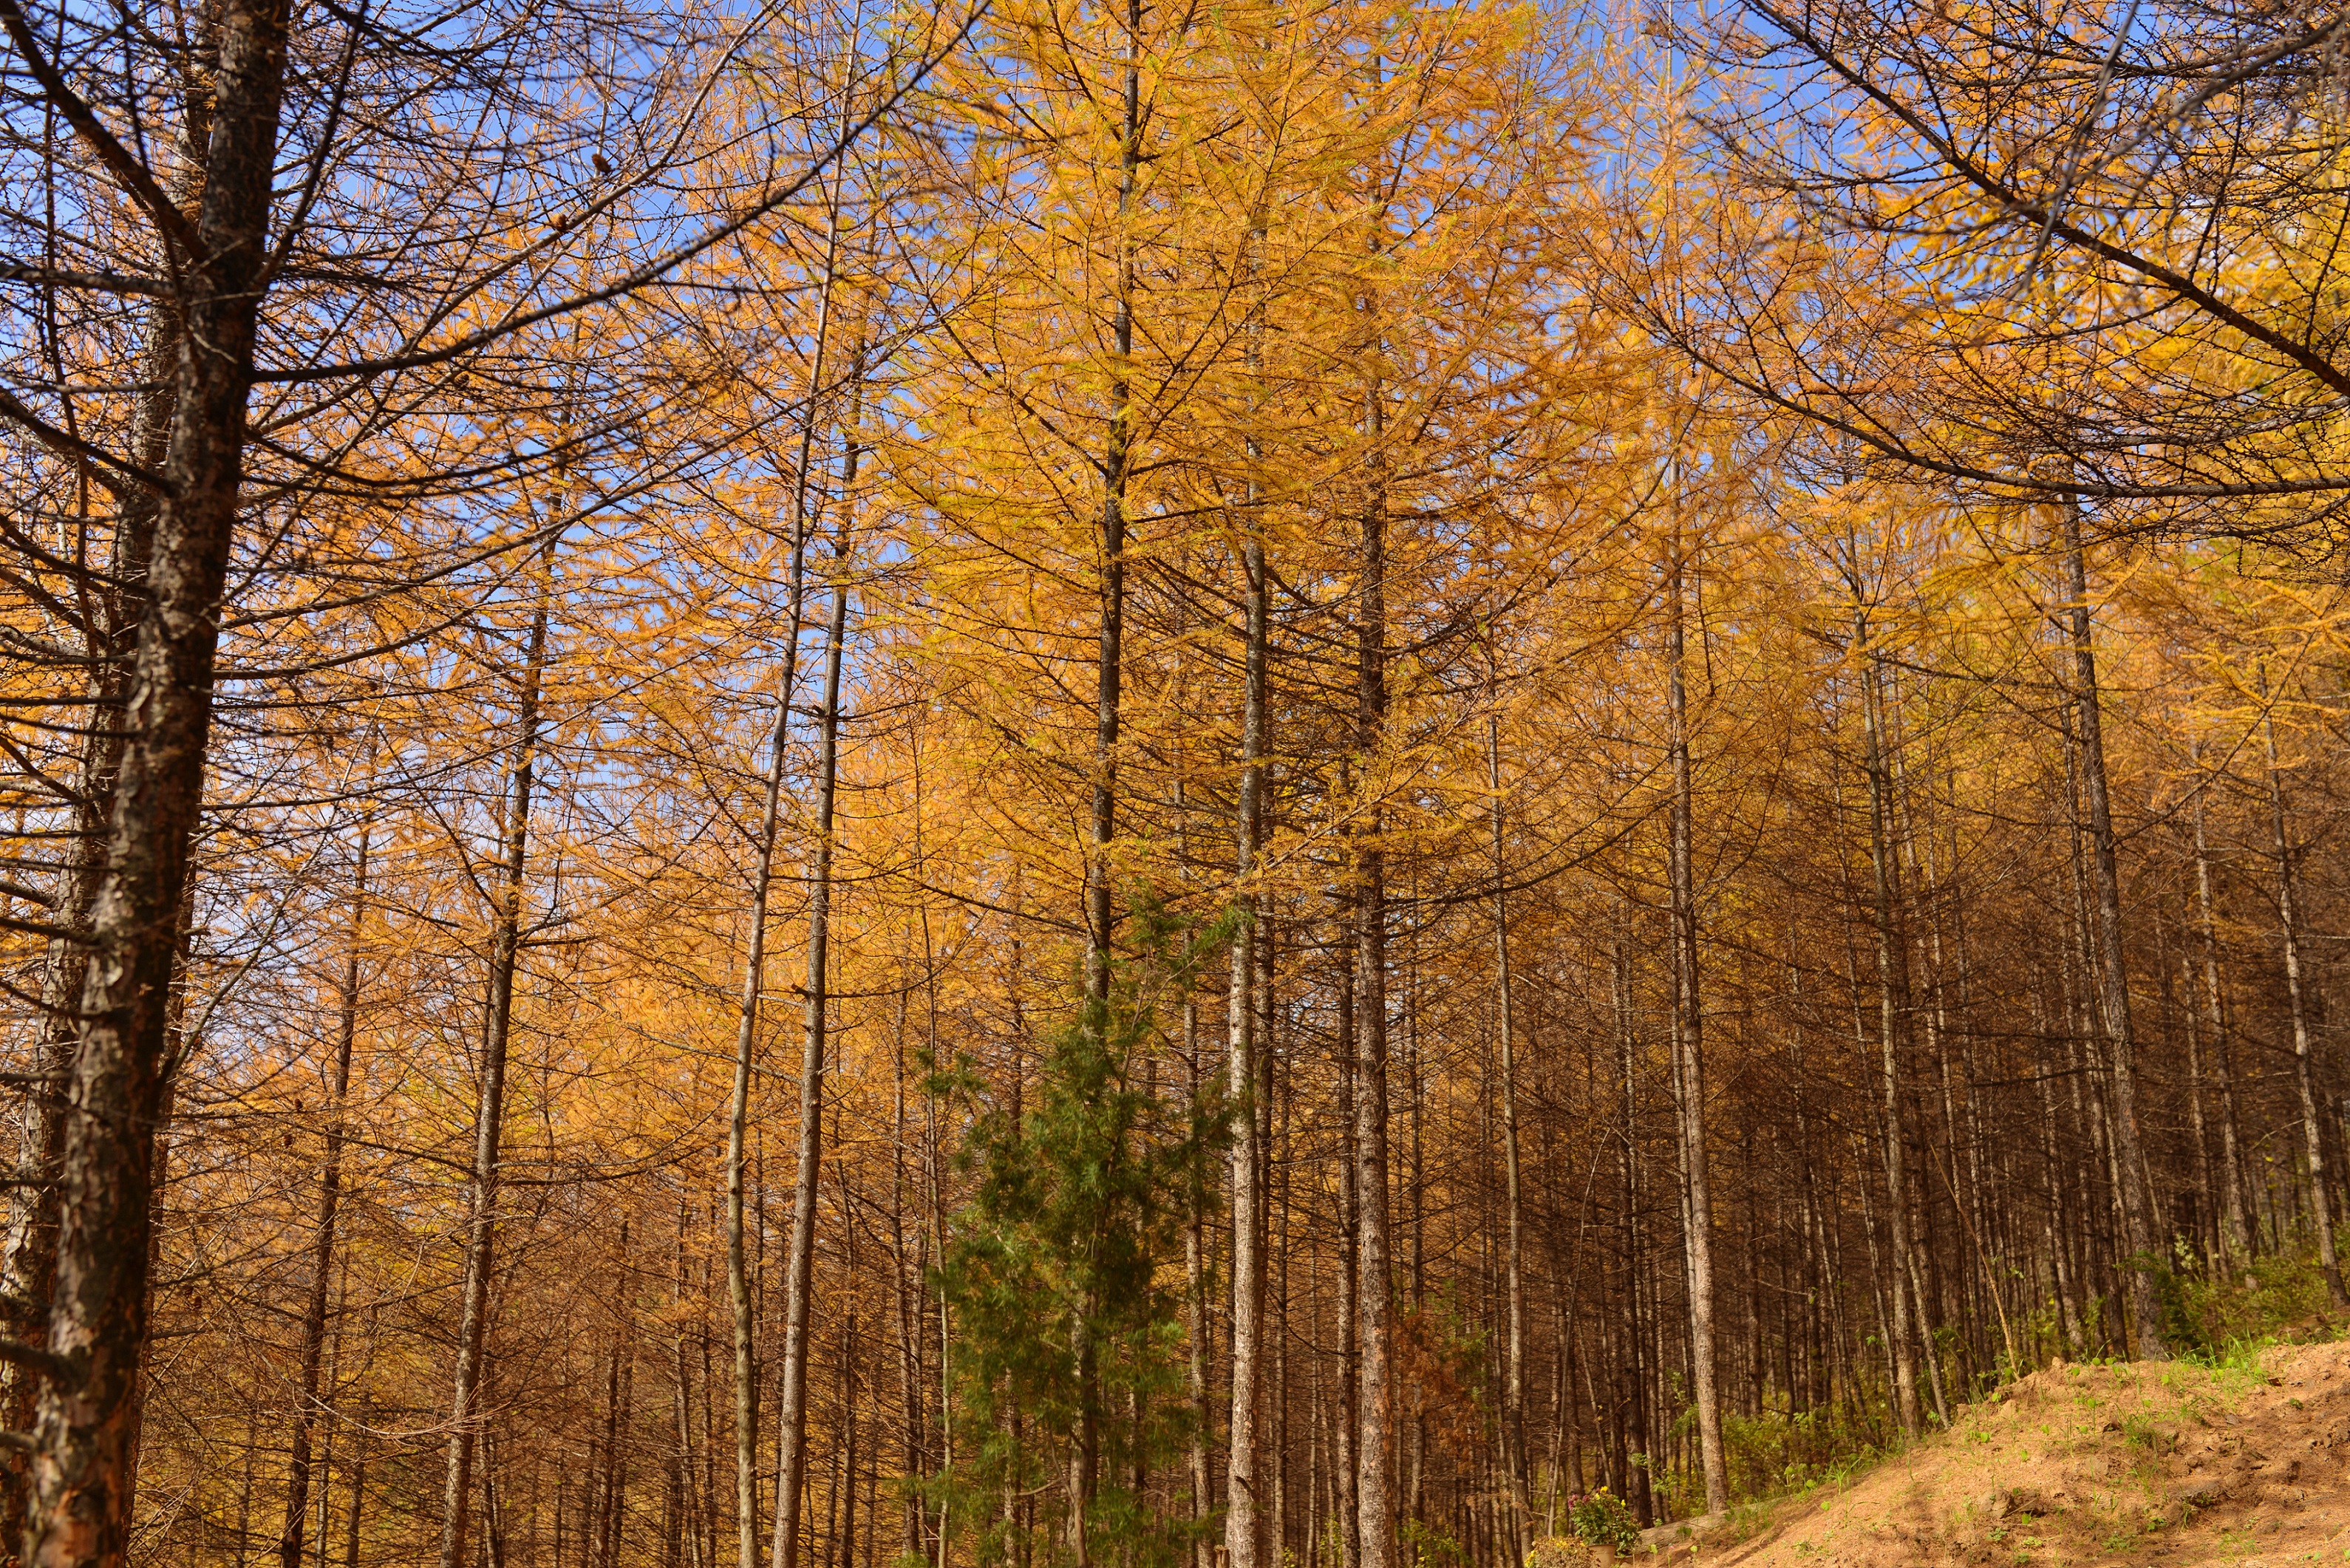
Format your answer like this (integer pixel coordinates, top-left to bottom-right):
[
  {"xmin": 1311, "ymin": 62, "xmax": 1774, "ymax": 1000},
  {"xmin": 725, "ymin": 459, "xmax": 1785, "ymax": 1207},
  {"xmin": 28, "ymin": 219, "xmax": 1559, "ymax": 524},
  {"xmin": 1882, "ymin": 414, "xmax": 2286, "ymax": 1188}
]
[
  {"xmin": 2057, "ymin": 505, "xmax": 2162, "ymax": 1356},
  {"xmin": 2182, "ymin": 947, "xmax": 2216, "ymax": 1267},
  {"xmin": 2264, "ymin": 712, "xmax": 2345, "ymax": 1304},
  {"xmin": 1484, "ymin": 694, "xmax": 1529, "ymax": 1531},
  {"xmin": 1352, "ymin": 381, "xmax": 1396, "ymax": 1568},
  {"xmin": 1334, "ymin": 924, "xmax": 1360, "ymax": 1568},
  {"xmin": 2193, "ymin": 766, "xmax": 2252, "ymax": 1268},
  {"xmin": 1856, "ymin": 628, "xmax": 1921, "ymax": 1437},
  {"xmin": 1666, "ymin": 547, "xmax": 1727, "ymax": 1511},
  {"xmin": 1061, "ymin": 17, "xmax": 1142, "ymax": 1562},
  {"xmin": 340, "ymin": 1399, "xmax": 367, "ymax": 1568},
  {"xmin": 1183, "ymin": 1006, "xmax": 1212, "ymax": 1568},
  {"xmin": 1611, "ymin": 943, "xmax": 1652, "ymax": 1526},
  {"xmin": 1224, "ymin": 407, "xmax": 1270, "ymax": 1568},
  {"xmin": 437, "ymin": 536, "xmax": 558, "ymax": 1568},
  {"xmin": 888, "ymin": 983, "xmax": 927, "ymax": 1567},
  {"xmin": 746, "ymin": 219, "xmax": 857, "ymax": 1568},
  {"xmin": 771, "ymin": 556, "xmax": 855, "ymax": 1568},
  {"xmin": 279, "ymin": 818, "xmax": 371, "ymax": 1568}
]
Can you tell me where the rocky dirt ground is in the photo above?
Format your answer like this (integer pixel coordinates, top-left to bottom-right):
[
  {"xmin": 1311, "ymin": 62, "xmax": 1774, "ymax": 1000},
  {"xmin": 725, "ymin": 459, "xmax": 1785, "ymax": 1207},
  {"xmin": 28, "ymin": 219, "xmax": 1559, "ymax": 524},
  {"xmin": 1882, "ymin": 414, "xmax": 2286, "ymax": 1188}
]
[{"xmin": 1562, "ymin": 1337, "xmax": 2350, "ymax": 1566}]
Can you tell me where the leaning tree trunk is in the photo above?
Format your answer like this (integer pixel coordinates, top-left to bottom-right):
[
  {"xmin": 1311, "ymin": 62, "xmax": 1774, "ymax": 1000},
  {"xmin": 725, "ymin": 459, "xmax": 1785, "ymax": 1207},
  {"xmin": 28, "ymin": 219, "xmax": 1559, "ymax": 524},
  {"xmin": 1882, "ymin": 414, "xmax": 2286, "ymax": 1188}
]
[
  {"xmin": 437, "ymin": 541, "xmax": 557, "ymax": 1568},
  {"xmin": 22, "ymin": 0, "xmax": 293, "ymax": 1562}
]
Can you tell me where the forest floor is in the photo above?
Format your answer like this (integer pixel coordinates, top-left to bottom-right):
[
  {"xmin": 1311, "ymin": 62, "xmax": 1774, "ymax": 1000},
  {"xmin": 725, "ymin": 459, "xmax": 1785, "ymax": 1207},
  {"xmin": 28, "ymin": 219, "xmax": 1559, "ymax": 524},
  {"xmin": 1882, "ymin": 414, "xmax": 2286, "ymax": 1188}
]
[{"xmin": 1614, "ymin": 1335, "xmax": 2350, "ymax": 1567}]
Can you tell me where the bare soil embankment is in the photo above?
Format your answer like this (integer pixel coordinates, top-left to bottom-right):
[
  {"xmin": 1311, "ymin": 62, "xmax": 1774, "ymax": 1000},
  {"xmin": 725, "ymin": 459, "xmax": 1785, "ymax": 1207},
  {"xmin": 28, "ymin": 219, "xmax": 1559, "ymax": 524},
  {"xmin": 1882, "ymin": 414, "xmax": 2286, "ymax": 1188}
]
[{"xmin": 1608, "ymin": 1338, "xmax": 2350, "ymax": 1566}]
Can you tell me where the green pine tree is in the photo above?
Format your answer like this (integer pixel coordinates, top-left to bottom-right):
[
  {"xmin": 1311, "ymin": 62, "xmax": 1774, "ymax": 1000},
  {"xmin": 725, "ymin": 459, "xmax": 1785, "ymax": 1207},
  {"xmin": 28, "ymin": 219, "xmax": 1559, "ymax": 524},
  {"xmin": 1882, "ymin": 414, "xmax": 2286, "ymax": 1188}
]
[{"xmin": 925, "ymin": 898, "xmax": 1233, "ymax": 1568}]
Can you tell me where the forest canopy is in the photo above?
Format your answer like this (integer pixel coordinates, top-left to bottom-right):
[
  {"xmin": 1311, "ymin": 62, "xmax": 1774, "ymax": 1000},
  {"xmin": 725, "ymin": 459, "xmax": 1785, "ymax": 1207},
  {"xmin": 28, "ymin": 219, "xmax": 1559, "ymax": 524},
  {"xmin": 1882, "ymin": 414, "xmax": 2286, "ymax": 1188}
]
[{"xmin": 4, "ymin": 1, "xmax": 2349, "ymax": 1567}]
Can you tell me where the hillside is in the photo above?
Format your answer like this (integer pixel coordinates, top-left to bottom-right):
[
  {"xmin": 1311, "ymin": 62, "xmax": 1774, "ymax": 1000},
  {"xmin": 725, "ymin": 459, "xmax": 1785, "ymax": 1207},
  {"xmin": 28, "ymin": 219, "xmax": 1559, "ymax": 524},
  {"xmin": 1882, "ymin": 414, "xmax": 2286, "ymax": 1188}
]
[{"xmin": 1626, "ymin": 1340, "xmax": 2350, "ymax": 1567}]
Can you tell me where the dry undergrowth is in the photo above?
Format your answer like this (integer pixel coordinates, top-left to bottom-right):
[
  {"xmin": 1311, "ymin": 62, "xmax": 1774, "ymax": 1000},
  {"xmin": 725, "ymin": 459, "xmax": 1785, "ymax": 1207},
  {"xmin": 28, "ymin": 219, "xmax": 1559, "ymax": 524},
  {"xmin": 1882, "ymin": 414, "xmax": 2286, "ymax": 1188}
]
[{"xmin": 1539, "ymin": 1338, "xmax": 2350, "ymax": 1567}]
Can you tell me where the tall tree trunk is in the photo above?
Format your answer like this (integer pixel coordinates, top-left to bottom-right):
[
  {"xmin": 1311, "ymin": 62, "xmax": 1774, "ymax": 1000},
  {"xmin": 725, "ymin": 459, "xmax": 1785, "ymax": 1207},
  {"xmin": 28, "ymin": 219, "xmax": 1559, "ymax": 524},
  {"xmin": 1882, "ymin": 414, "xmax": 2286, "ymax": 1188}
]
[
  {"xmin": 278, "ymin": 819, "xmax": 370, "ymax": 1568},
  {"xmin": 339, "ymin": 1399, "xmax": 367, "ymax": 1568},
  {"xmin": 771, "ymin": 560, "xmax": 854, "ymax": 1568},
  {"xmin": 1856, "ymin": 629, "xmax": 1922, "ymax": 1438},
  {"xmin": 437, "ymin": 536, "xmax": 557, "ymax": 1568},
  {"xmin": 1224, "ymin": 433, "xmax": 1270, "ymax": 1568},
  {"xmin": 1352, "ymin": 385, "xmax": 1396, "ymax": 1568},
  {"xmin": 1064, "ymin": 16, "xmax": 1142, "ymax": 1562},
  {"xmin": 733, "ymin": 215, "xmax": 845, "ymax": 1568},
  {"xmin": 2180, "ymin": 945, "xmax": 2216, "ymax": 1266},
  {"xmin": 2057, "ymin": 505, "xmax": 2162, "ymax": 1356},
  {"xmin": 1333, "ymin": 924, "xmax": 1360, "ymax": 1568},
  {"xmin": 0, "ymin": 6, "xmax": 216, "ymax": 1510},
  {"xmin": 2264, "ymin": 712, "xmax": 2345, "ymax": 1304},
  {"xmin": 1183, "ymin": 1006, "xmax": 1212, "ymax": 1568},
  {"xmin": 888, "ymin": 984, "xmax": 927, "ymax": 1567},
  {"xmin": 1484, "ymin": 692, "xmax": 1529, "ymax": 1533},
  {"xmin": 2192, "ymin": 765, "xmax": 2252, "ymax": 1269},
  {"xmin": 23, "ymin": 1, "xmax": 292, "ymax": 1562},
  {"xmin": 1610, "ymin": 943, "xmax": 1652, "ymax": 1526},
  {"xmin": 1666, "ymin": 548, "xmax": 1727, "ymax": 1511}
]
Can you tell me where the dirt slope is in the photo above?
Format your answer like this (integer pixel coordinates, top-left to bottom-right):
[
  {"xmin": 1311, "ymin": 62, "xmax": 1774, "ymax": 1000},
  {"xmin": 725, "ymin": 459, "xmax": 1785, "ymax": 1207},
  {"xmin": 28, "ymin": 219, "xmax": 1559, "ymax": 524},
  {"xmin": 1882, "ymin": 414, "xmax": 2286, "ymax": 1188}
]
[{"xmin": 1629, "ymin": 1339, "xmax": 2350, "ymax": 1566}]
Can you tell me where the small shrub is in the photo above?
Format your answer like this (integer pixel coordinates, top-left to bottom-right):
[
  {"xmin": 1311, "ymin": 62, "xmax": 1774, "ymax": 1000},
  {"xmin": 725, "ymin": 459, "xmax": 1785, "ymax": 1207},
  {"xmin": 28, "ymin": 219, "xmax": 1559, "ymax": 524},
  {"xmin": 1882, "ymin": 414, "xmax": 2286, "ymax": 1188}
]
[{"xmin": 1564, "ymin": 1489, "xmax": 1641, "ymax": 1553}]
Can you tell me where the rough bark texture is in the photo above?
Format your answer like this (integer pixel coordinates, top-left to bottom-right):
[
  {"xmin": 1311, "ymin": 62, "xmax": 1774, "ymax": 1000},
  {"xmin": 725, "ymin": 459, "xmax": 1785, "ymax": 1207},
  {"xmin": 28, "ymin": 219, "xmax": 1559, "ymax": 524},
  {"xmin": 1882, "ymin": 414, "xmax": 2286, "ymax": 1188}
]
[{"xmin": 24, "ymin": 0, "xmax": 292, "ymax": 1561}]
